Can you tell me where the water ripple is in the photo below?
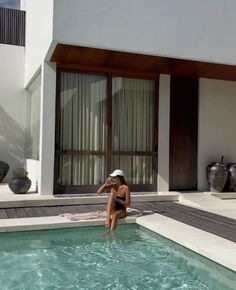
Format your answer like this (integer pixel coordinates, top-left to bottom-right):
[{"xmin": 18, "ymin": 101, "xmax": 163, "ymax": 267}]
[{"xmin": 0, "ymin": 225, "xmax": 235, "ymax": 290}]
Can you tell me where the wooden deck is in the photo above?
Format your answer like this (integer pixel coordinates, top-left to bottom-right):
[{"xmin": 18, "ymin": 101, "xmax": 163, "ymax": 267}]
[{"xmin": 0, "ymin": 202, "xmax": 236, "ymax": 243}]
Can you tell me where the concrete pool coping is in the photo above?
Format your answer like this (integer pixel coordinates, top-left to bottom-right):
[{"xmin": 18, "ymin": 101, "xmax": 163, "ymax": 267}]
[
  {"xmin": 136, "ymin": 214, "xmax": 236, "ymax": 273},
  {"xmin": 0, "ymin": 213, "xmax": 235, "ymax": 273}
]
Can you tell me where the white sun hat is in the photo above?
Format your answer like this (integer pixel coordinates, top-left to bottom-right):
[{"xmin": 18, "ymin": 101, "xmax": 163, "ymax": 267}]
[{"xmin": 109, "ymin": 169, "xmax": 125, "ymax": 177}]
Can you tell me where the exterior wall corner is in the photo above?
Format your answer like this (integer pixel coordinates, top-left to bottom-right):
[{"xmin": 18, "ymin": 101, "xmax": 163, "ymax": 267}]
[{"xmin": 38, "ymin": 61, "xmax": 56, "ymax": 195}]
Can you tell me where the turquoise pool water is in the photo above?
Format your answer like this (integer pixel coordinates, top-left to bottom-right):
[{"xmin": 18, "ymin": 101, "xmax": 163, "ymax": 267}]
[{"xmin": 0, "ymin": 225, "xmax": 235, "ymax": 290}]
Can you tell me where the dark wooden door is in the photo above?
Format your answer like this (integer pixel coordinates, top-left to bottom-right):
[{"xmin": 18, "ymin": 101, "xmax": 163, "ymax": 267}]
[{"xmin": 169, "ymin": 76, "xmax": 198, "ymax": 190}]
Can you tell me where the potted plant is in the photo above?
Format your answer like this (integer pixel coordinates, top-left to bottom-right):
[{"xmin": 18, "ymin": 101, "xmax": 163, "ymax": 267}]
[{"xmin": 8, "ymin": 168, "xmax": 32, "ymax": 194}]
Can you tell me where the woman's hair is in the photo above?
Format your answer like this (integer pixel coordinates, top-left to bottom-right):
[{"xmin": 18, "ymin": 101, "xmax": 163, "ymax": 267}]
[{"xmin": 117, "ymin": 175, "xmax": 127, "ymax": 185}]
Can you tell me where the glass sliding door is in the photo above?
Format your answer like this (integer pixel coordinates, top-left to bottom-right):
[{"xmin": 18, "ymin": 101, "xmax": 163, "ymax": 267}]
[
  {"xmin": 111, "ymin": 77, "xmax": 156, "ymax": 191},
  {"xmin": 55, "ymin": 71, "xmax": 158, "ymax": 194},
  {"xmin": 55, "ymin": 72, "xmax": 107, "ymax": 193}
]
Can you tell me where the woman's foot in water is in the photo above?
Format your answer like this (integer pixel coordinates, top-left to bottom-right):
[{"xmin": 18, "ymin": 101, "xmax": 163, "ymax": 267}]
[
  {"xmin": 102, "ymin": 229, "xmax": 112, "ymax": 237},
  {"xmin": 105, "ymin": 217, "xmax": 111, "ymax": 228}
]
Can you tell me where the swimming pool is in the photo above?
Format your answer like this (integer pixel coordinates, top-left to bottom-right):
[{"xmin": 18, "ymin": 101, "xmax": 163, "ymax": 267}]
[{"xmin": 0, "ymin": 225, "xmax": 235, "ymax": 290}]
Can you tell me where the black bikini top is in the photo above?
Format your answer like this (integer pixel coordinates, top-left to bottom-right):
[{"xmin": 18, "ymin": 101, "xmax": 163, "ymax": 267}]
[{"xmin": 116, "ymin": 195, "xmax": 126, "ymax": 201}]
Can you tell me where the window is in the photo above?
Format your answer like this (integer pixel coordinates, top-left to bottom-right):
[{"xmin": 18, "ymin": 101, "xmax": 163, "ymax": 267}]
[
  {"xmin": 55, "ymin": 70, "xmax": 157, "ymax": 193},
  {"xmin": 26, "ymin": 73, "xmax": 41, "ymax": 160}
]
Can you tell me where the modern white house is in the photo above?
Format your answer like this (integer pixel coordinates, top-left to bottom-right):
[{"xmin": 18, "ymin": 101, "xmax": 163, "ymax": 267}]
[{"xmin": 1, "ymin": 0, "xmax": 236, "ymax": 196}]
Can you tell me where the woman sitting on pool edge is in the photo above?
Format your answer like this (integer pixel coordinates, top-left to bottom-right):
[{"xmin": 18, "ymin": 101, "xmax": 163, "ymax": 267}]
[{"xmin": 97, "ymin": 169, "xmax": 131, "ymax": 234}]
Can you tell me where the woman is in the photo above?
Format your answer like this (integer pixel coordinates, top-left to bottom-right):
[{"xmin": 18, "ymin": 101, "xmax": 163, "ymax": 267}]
[{"xmin": 97, "ymin": 169, "xmax": 131, "ymax": 233}]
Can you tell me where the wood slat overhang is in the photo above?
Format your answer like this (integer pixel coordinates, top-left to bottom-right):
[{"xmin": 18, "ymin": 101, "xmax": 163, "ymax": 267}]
[{"xmin": 51, "ymin": 43, "xmax": 236, "ymax": 81}]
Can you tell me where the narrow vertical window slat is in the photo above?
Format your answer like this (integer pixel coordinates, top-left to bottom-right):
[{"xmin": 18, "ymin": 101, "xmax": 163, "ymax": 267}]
[{"xmin": 0, "ymin": 7, "xmax": 25, "ymax": 46}]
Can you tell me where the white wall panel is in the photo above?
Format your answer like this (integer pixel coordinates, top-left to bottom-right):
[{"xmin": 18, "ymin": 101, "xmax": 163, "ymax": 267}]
[
  {"xmin": 24, "ymin": 0, "xmax": 54, "ymax": 85},
  {"xmin": 198, "ymin": 79, "xmax": 236, "ymax": 191},
  {"xmin": 54, "ymin": 0, "xmax": 236, "ymax": 66},
  {"xmin": 0, "ymin": 44, "xmax": 26, "ymax": 182}
]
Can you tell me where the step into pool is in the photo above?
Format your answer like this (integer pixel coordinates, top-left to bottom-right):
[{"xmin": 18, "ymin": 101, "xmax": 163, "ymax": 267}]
[{"xmin": 0, "ymin": 225, "xmax": 235, "ymax": 289}]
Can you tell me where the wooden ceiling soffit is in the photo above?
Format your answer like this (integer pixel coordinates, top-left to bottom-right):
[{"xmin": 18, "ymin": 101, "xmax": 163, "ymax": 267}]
[{"xmin": 51, "ymin": 44, "xmax": 236, "ymax": 81}]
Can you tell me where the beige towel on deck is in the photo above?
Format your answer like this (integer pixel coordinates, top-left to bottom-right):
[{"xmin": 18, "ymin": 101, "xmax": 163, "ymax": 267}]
[{"xmin": 60, "ymin": 208, "xmax": 152, "ymax": 221}]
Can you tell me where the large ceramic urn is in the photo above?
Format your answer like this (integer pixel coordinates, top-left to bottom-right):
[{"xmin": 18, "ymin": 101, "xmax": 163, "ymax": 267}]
[
  {"xmin": 8, "ymin": 176, "xmax": 31, "ymax": 194},
  {"xmin": 8, "ymin": 168, "xmax": 31, "ymax": 194},
  {"xmin": 226, "ymin": 163, "xmax": 236, "ymax": 192},
  {"xmin": 206, "ymin": 157, "xmax": 228, "ymax": 193}
]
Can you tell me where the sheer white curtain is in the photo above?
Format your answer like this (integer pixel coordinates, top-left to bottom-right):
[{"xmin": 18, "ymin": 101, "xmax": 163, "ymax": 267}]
[
  {"xmin": 26, "ymin": 73, "xmax": 41, "ymax": 160},
  {"xmin": 112, "ymin": 77, "xmax": 154, "ymax": 184},
  {"xmin": 59, "ymin": 72, "xmax": 106, "ymax": 185}
]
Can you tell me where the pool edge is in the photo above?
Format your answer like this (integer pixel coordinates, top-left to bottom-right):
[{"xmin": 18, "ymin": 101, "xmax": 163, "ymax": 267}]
[
  {"xmin": 137, "ymin": 213, "xmax": 236, "ymax": 274},
  {"xmin": 0, "ymin": 213, "xmax": 236, "ymax": 274}
]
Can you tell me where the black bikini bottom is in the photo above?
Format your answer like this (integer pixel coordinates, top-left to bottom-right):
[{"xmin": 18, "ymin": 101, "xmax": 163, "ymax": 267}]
[{"xmin": 115, "ymin": 196, "xmax": 126, "ymax": 211}]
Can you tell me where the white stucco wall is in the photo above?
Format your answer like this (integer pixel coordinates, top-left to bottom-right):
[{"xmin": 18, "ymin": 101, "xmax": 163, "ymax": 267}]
[
  {"xmin": 24, "ymin": 0, "xmax": 54, "ymax": 85},
  {"xmin": 38, "ymin": 62, "xmax": 56, "ymax": 195},
  {"xmin": 198, "ymin": 79, "xmax": 236, "ymax": 191},
  {"xmin": 0, "ymin": 44, "xmax": 26, "ymax": 182},
  {"xmin": 54, "ymin": 0, "xmax": 236, "ymax": 66},
  {"xmin": 26, "ymin": 159, "xmax": 39, "ymax": 192}
]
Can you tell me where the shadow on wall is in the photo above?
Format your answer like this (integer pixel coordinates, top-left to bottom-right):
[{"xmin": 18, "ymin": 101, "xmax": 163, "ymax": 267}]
[
  {"xmin": 0, "ymin": 105, "xmax": 26, "ymax": 182},
  {"xmin": 25, "ymin": 120, "xmax": 39, "ymax": 160}
]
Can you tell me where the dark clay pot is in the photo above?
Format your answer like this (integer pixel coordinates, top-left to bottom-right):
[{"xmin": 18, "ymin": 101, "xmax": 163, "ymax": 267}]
[
  {"xmin": 0, "ymin": 161, "xmax": 9, "ymax": 183},
  {"xmin": 8, "ymin": 177, "xmax": 31, "ymax": 194},
  {"xmin": 206, "ymin": 162, "xmax": 228, "ymax": 193},
  {"xmin": 226, "ymin": 163, "xmax": 236, "ymax": 192}
]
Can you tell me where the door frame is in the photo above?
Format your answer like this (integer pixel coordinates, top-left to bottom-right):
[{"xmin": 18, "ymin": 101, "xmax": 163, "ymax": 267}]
[{"xmin": 54, "ymin": 67, "xmax": 159, "ymax": 194}]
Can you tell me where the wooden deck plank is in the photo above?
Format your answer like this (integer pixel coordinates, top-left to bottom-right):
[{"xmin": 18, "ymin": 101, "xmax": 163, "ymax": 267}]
[
  {"xmin": 60, "ymin": 205, "xmax": 83, "ymax": 214},
  {"xmin": 0, "ymin": 209, "xmax": 8, "ymax": 219},
  {"xmin": 153, "ymin": 203, "xmax": 236, "ymax": 231},
  {"xmin": 60, "ymin": 204, "xmax": 104, "ymax": 214},
  {"xmin": 44, "ymin": 206, "xmax": 61, "ymax": 215},
  {"xmin": 131, "ymin": 202, "xmax": 152, "ymax": 212},
  {"xmin": 132, "ymin": 202, "xmax": 169, "ymax": 213},
  {"xmin": 51, "ymin": 206, "xmax": 68, "ymax": 215},
  {"xmin": 6, "ymin": 208, "xmax": 18, "ymax": 218},
  {"xmin": 33, "ymin": 207, "xmax": 50, "ymax": 217},
  {"xmin": 40, "ymin": 206, "xmax": 60, "ymax": 216},
  {"xmin": 23, "ymin": 207, "xmax": 41, "ymax": 217},
  {"xmin": 161, "ymin": 202, "xmax": 236, "ymax": 226},
  {"xmin": 40, "ymin": 206, "xmax": 51, "ymax": 216},
  {"xmin": 80, "ymin": 204, "xmax": 105, "ymax": 212},
  {"xmin": 15, "ymin": 208, "xmax": 28, "ymax": 218},
  {"xmin": 56, "ymin": 205, "xmax": 76, "ymax": 214},
  {"xmin": 0, "ymin": 202, "xmax": 235, "ymax": 243}
]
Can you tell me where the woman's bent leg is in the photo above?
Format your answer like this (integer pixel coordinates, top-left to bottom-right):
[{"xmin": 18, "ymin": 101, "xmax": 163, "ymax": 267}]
[
  {"xmin": 105, "ymin": 190, "xmax": 116, "ymax": 228},
  {"xmin": 110, "ymin": 210, "xmax": 127, "ymax": 231},
  {"xmin": 102, "ymin": 210, "xmax": 126, "ymax": 237}
]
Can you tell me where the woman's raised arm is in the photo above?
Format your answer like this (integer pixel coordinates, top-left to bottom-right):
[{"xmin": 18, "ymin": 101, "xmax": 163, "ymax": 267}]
[{"xmin": 97, "ymin": 182, "xmax": 109, "ymax": 194}]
